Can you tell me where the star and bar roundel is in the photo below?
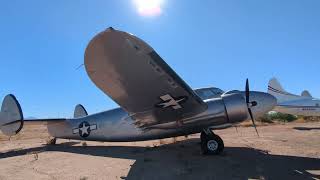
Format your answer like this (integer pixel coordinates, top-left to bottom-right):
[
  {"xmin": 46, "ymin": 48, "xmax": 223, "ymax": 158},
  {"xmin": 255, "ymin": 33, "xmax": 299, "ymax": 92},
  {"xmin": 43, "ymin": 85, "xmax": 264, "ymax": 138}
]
[
  {"xmin": 156, "ymin": 94, "xmax": 188, "ymax": 110},
  {"xmin": 73, "ymin": 121, "xmax": 97, "ymax": 138}
]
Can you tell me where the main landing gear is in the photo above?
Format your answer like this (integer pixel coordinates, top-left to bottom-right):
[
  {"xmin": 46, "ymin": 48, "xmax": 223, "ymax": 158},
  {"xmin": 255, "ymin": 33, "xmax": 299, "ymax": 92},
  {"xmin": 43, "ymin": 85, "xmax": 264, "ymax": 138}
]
[{"xmin": 201, "ymin": 129, "xmax": 224, "ymax": 155}]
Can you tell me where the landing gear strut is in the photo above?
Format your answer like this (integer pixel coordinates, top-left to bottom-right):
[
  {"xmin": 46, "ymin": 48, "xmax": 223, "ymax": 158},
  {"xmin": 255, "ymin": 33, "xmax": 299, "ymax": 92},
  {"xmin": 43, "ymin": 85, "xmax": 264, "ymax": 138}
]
[{"xmin": 201, "ymin": 129, "xmax": 224, "ymax": 155}]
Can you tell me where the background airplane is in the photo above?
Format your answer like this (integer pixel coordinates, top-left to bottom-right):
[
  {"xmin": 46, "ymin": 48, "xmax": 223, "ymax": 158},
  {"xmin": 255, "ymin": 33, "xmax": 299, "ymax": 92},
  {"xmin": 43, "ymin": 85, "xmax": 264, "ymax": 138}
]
[
  {"xmin": 0, "ymin": 28, "xmax": 276, "ymax": 155},
  {"xmin": 268, "ymin": 78, "xmax": 320, "ymax": 116}
]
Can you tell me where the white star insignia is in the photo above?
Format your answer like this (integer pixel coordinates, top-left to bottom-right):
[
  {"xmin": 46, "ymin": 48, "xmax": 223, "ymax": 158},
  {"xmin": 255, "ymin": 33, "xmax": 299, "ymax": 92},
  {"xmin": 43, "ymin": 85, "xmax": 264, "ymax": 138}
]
[{"xmin": 79, "ymin": 123, "xmax": 90, "ymax": 136}]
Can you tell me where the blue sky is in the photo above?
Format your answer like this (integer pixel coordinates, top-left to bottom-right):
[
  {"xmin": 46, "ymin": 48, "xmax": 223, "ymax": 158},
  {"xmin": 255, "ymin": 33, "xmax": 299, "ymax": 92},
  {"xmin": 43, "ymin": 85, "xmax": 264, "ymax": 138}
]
[{"xmin": 1, "ymin": 0, "xmax": 320, "ymax": 118}]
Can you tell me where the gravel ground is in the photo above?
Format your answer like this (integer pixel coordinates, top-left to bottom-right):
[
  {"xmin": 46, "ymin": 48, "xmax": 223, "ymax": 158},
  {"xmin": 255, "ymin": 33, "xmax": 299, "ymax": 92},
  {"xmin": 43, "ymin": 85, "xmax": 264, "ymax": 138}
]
[{"xmin": 0, "ymin": 122, "xmax": 319, "ymax": 180}]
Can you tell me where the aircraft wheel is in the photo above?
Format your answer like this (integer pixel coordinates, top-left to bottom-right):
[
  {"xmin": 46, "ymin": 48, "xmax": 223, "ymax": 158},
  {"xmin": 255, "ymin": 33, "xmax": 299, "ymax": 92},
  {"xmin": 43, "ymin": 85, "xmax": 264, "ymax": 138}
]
[{"xmin": 201, "ymin": 131, "xmax": 224, "ymax": 155}]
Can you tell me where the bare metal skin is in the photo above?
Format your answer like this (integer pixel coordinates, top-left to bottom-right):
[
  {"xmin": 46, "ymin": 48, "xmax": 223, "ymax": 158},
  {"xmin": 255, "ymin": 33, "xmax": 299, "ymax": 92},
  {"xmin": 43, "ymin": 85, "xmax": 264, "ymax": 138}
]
[{"xmin": 47, "ymin": 91, "xmax": 275, "ymax": 142}]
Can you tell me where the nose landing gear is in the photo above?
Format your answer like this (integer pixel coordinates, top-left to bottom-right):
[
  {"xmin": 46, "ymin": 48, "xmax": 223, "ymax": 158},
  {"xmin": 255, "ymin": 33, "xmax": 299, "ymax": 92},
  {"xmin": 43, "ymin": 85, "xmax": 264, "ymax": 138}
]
[{"xmin": 201, "ymin": 129, "xmax": 224, "ymax": 155}]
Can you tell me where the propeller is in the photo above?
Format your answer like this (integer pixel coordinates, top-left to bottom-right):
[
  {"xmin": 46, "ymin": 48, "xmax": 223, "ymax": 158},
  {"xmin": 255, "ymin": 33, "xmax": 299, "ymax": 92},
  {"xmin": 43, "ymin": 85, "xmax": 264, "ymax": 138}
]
[{"xmin": 245, "ymin": 79, "xmax": 260, "ymax": 137}]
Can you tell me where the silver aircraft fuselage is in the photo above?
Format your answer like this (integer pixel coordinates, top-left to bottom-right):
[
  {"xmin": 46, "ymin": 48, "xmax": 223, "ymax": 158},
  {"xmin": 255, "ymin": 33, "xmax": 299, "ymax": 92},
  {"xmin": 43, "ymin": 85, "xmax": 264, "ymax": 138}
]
[
  {"xmin": 274, "ymin": 98, "xmax": 320, "ymax": 116},
  {"xmin": 47, "ymin": 92, "xmax": 275, "ymax": 142}
]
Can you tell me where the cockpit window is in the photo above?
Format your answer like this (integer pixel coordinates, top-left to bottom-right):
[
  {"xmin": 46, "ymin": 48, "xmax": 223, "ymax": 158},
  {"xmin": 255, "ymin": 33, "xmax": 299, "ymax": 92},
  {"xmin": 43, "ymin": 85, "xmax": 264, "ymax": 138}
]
[{"xmin": 194, "ymin": 87, "xmax": 224, "ymax": 100}]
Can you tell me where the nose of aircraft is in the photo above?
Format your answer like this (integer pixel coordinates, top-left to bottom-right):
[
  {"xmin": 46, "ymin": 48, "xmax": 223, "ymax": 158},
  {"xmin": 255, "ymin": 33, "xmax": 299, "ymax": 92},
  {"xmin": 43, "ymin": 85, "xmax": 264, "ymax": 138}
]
[{"xmin": 248, "ymin": 91, "xmax": 277, "ymax": 118}]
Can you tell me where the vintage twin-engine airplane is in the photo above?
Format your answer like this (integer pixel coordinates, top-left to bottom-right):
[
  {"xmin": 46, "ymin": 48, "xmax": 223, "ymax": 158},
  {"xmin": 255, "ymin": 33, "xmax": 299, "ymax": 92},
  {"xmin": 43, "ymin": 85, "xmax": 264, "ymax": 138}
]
[
  {"xmin": 0, "ymin": 27, "xmax": 276, "ymax": 155},
  {"xmin": 268, "ymin": 78, "xmax": 320, "ymax": 116}
]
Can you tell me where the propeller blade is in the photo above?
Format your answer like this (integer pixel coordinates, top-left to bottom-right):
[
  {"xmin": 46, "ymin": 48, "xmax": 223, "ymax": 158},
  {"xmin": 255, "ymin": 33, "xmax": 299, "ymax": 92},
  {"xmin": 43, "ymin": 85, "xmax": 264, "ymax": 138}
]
[
  {"xmin": 248, "ymin": 108, "xmax": 260, "ymax": 137},
  {"xmin": 245, "ymin": 78, "xmax": 250, "ymax": 104},
  {"xmin": 245, "ymin": 78, "xmax": 259, "ymax": 137}
]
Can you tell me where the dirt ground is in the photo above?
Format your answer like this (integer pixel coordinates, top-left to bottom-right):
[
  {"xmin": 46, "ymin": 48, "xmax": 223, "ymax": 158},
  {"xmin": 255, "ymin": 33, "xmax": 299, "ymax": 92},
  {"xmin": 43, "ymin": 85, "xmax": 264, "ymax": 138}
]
[{"xmin": 0, "ymin": 122, "xmax": 319, "ymax": 180}]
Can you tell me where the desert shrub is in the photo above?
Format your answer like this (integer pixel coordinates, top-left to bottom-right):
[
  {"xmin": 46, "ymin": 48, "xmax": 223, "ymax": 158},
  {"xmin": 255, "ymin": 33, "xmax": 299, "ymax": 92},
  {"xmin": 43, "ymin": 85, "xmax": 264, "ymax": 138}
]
[
  {"xmin": 259, "ymin": 112, "xmax": 320, "ymax": 123},
  {"xmin": 257, "ymin": 111, "xmax": 297, "ymax": 123},
  {"xmin": 267, "ymin": 112, "xmax": 297, "ymax": 122},
  {"xmin": 257, "ymin": 114, "xmax": 273, "ymax": 123}
]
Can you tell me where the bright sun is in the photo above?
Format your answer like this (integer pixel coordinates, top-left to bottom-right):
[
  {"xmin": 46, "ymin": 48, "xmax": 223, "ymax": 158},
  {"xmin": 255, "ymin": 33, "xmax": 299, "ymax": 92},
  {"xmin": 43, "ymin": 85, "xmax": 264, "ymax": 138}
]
[{"xmin": 133, "ymin": 0, "xmax": 164, "ymax": 16}]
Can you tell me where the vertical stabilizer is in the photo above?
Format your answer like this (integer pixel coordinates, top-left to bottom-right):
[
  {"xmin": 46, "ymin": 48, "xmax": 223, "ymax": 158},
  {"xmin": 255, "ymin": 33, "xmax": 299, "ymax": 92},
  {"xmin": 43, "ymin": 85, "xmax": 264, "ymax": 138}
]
[
  {"xmin": 268, "ymin": 78, "xmax": 286, "ymax": 92},
  {"xmin": 301, "ymin": 90, "xmax": 312, "ymax": 98},
  {"xmin": 0, "ymin": 94, "xmax": 24, "ymax": 136},
  {"xmin": 267, "ymin": 78, "xmax": 300, "ymax": 103},
  {"xmin": 74, "ymin": 104, "xmax": 88, "ymax": 118}
]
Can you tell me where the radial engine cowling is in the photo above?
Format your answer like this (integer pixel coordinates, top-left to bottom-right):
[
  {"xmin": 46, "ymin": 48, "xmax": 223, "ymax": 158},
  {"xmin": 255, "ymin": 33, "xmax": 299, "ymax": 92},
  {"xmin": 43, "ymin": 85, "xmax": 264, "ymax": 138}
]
[{"xmin": 221, "ymin": 93, "xmax": 248, "ymax": 123}]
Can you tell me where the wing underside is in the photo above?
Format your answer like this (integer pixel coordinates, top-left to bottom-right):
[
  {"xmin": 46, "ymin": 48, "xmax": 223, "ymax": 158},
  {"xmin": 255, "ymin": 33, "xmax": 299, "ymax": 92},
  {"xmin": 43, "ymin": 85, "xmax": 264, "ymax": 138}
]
[{"xmin": 85, "ymin": 28, "xmax": 207, "ymax": 128}]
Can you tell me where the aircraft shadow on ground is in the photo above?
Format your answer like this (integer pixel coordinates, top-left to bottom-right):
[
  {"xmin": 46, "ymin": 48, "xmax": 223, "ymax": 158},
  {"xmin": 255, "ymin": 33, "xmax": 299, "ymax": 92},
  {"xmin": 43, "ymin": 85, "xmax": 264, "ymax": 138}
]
[
  {"xmin": 0, "ymin": 139, "xmax": 319, "ymax": 180},
  {"xmin": 293, "ymin": 127, "xmax": 320, "ymax": 131}
]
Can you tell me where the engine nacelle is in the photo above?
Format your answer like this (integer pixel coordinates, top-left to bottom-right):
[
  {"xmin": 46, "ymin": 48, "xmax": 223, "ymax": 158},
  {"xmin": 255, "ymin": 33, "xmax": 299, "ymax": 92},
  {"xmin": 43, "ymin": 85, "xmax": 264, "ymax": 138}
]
[
  {"xmin": 182, "ymin": 93, "xmax": 249, "ymax": 129},
  {"xmin": 221, "ymin": 93, "xmax": 248, "ymax": 123}
]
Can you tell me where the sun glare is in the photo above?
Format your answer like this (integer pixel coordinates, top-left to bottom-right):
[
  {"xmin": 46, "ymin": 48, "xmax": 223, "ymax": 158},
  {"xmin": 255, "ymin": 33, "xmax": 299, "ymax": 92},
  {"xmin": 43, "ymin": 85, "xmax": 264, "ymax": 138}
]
[{"xmin": 133, "ymin": 0, "xmax": 164, "ymax": 17}]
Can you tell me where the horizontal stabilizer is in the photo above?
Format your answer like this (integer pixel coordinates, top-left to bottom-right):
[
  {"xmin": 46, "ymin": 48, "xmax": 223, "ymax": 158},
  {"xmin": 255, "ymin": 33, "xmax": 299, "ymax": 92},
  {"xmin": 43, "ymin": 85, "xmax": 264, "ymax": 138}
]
[
  {"xmin": 301, "ymin": 90, "xmax": 312, "ymax": 98},
  {"xmin": 74, "ymin": 104, "xmax": 88, "ymax": 118}
]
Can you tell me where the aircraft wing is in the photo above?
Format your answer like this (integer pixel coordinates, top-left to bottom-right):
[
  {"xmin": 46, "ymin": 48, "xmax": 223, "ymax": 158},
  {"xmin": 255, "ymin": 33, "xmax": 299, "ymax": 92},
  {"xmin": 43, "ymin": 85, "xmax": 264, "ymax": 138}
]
[{"xmin": 84, "ymin": 28, "xmax": 207, "ymax": 128}]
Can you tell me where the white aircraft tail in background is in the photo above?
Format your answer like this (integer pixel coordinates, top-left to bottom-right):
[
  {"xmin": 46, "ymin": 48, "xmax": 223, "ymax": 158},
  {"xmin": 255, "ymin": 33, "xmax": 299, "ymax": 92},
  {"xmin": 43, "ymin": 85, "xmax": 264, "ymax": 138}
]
[
  {"xmin": 267, "ymin": 78, "xmax": 320, "ymax": 116},
  {"xmin": 267, "ymin": 78, "xmax": 305, "ymax": 103}
]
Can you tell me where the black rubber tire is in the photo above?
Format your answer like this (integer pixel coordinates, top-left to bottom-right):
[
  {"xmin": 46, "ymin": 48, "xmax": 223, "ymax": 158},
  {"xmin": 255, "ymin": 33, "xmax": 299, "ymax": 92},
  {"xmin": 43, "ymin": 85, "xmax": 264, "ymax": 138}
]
[{"xmin": 201, "ymin": 132, "xmax": 224, "ymax": 155}]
